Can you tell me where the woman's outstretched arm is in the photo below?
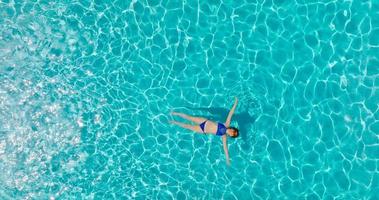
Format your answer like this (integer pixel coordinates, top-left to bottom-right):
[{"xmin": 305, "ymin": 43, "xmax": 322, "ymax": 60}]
[
  {"xmin": 225, "ymin": 97, "xmax": 238, "ymax": 127},
  {"xmin": 222, "ymin": 135, "xmax": 230, "ymax": 166}
]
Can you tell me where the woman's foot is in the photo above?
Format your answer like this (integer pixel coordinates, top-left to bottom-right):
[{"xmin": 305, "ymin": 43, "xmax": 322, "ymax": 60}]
[{"xmin": 170, "ymin": 112, "xmax": 180, "ymax": 116}]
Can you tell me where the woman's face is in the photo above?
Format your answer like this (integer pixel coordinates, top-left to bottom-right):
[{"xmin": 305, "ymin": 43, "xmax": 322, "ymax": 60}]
[{"xmin": 227, "ymin": 129, "xmax": 237, "ymax": 137}]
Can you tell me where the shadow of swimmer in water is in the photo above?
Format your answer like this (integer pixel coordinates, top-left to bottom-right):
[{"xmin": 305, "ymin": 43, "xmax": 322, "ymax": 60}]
[{"xmin": 170, "ymin": 97, "xmax": 239, "ymax": 166}]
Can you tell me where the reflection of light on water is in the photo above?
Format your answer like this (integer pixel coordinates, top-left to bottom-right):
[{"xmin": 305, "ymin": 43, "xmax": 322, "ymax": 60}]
[
  {"xmin": 94, "ymin": 114, "xmax": 101, "ymax": 124},
  {"xmin": 85, "ymin": 70, "xmax": 94, "ymax": 76},
  {"xmin": 328, "ymin": 61, "xmax": 337, "ymax": 68},
  {"xmin": 0, "ymin": 9, "xmax": 85, "ymax": 198},
  {"xmin": 0, "ymin": 144, "xmax": 4, "ymax": 155},
  {"xmin": 344, "ymin": 115, "xmax": 352, "ymax": 122},
  {"xmin": 77, "ymin": 118, "xmax": 84, "ymax": 127},
  {"xmin": 340, "ymin": 75, "xmax": 348, "ymax": 89},
  {"xmin": 64, "ymin": 152, "xmax": 88, "ymax": 172}
]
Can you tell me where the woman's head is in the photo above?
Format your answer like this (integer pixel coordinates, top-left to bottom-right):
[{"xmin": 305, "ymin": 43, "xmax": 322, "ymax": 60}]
[{"xmin": 226, "ymin": 127, "xmax": 239, "ymax": 138}]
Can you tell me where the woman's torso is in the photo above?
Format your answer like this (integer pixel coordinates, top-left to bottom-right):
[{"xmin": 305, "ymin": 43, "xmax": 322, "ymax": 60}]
[{"xmin": 202, "ymin": 120, "xmax": 226, "ymax": 136}]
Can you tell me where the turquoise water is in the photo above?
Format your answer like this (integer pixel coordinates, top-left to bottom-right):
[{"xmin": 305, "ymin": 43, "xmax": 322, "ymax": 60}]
[{"xmin": 1, "ymin": 0, "xmax": 378, "ymax": 199}]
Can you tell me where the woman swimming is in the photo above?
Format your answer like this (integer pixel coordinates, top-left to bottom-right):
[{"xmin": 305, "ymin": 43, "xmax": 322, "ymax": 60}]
[{"xmin": 170, "ymin": 97, "xmax": 239, "ymax": 165}]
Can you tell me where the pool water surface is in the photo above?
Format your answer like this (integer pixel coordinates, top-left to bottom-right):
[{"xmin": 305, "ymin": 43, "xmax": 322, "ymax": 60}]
[{"xmin": 0, "ymin": 0, "xmax": 378, "ymax": 199}]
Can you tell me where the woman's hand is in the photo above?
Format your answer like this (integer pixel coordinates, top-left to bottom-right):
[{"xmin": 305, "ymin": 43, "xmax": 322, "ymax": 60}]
[{"xmin": 225, "ymin": 97, "xmax": 238, "ymax": 127}]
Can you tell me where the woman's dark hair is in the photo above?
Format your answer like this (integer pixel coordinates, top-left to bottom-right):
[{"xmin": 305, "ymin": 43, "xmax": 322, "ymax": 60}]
[{"xmin": 229, "ymin": 127, "xmax": 239, "ymax": 138}]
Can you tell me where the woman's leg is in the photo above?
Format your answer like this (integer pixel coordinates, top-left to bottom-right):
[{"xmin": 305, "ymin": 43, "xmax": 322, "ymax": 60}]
[
  {"xmin": 170, "ymin": 121, "xmax": 203, "ymax": 133},
  {"xmin": 171, "ymin": 112, "xmax": 207, "ymax": 124}
]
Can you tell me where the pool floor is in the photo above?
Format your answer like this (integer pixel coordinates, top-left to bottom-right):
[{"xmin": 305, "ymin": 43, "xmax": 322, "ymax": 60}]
[{"xmin": 0, "ymin": 0, "xmax": 378, "ymax": 199}]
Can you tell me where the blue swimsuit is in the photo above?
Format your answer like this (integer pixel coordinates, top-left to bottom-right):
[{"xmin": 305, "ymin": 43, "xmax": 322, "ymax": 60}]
[{"xmin": 199, "ymin": 121, "xmax": 227, "ymax": 136}]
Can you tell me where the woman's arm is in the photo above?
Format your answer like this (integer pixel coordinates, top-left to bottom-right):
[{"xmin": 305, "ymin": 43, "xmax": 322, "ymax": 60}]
[
  {"xmin": 225, "ymin": 97, "xmax": 238, "ymax": 127},
  {"xmin": 222, "ymin": 135, "xmax": 230, "ymax": 166}
]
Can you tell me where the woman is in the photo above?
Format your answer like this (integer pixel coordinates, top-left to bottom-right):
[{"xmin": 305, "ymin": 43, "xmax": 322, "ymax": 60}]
[{"xmin": 170, "ymin": 97, "xmax": 239, "ymax": 165}]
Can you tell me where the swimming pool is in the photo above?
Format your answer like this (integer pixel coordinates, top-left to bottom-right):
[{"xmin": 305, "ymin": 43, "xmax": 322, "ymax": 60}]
[{"xmin": 0, "ymin": 0, "xmax": 378, "ymax": 199}]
